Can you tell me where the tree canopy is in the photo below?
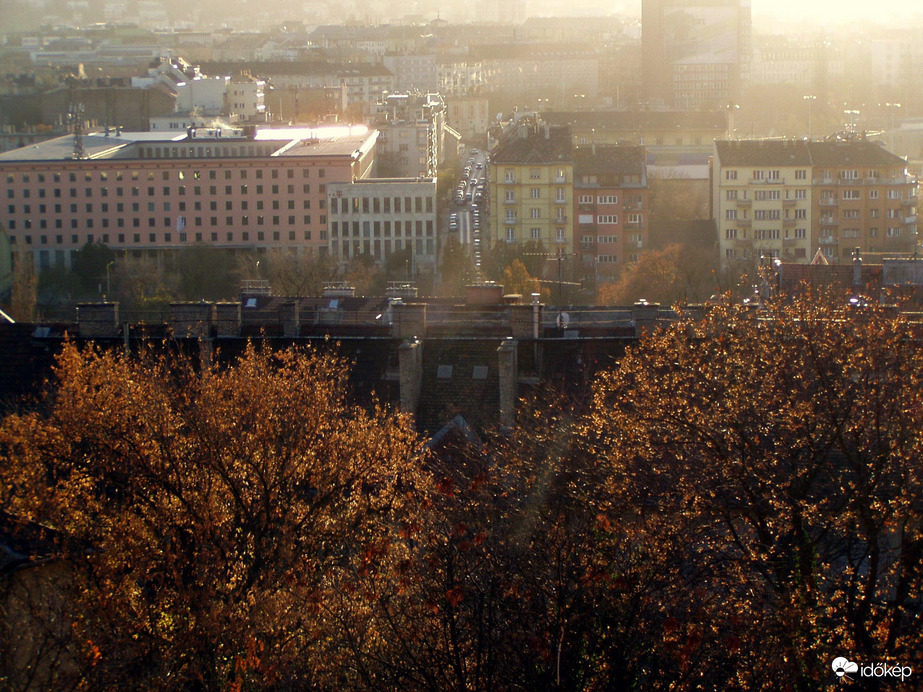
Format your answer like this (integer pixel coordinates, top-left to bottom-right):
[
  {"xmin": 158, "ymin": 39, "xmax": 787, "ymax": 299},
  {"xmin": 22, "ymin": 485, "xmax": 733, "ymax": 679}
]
[{"xmin": 2, "ymin": 293, "xmax": 922, "ymax": 689}]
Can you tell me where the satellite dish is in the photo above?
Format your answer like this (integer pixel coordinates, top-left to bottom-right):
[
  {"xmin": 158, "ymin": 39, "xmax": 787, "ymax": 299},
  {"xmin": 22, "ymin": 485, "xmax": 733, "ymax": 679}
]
[{"xmin": 556, "ymin": 312, "xmax": 570, "ymax": 329}]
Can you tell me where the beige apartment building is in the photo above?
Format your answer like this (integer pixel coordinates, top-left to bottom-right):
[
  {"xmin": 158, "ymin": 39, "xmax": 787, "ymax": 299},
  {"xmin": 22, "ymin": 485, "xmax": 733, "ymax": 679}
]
[
  {"xmin": 713, "ymin": 139, "xmax": 918, "ymax": 264},
  {"xmin": 489, "ymin": 122, "xmax": 575, "ymax": 254}
]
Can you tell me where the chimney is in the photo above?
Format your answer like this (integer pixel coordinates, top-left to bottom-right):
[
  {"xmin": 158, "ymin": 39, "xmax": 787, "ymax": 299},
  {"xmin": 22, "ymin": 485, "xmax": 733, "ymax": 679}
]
[
  {"xmin": 77, "ymin": 302, "xmax": 119, "ymax": 338},
  {"xmin": 212, "ymin": 302, "xmax": 241, "ymax": 337},
  {"xmin": 398, "ymin": 338, "xmax": 423, "ymax": 417},
  {"xmin": 170, "ymin": 301, "xmax": 214, "ymax": 338},
  {"xmin": 497, "ymin": 338, "xmax": 518, "ymax": 427},
  {"xmin": 392, "ymin": 302, "xmax": 426, "ymax": 339},
  {"xmin": 280, "ymin": 301, "xmax": 300, "ymax": 337}
]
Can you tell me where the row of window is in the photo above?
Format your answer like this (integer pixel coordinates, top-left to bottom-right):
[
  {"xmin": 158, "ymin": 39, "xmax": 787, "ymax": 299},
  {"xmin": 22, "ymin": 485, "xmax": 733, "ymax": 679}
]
[
  {"xmin": 7, "ymin": 184, "xmax": 325, "ymax": 200},
  {"xmin": 725, "ymin": 228, "xmax": 808, "ymax": 240},
  {"xmin": 335, "ymin": 238, "xmax": 434, "ymax": 258},
  {"xmin": 329, "ymin": 196, "xmax": 433, "ymax": 214},
  {"xmin": 7, "ymin": 215, "xmax": 323, "ymax": 232},
  {"xmin": 725, "ymin": 169, "xmax": 806, "ymax": 181},
  {"xmin": 505, "ymin": 228, "xmax": 567, "ymax": 242},
  {"xmin": 5, "ymin": 167, "xmax": 325, "ymax": 185},
  {"xmin": 10, "ymin": 229, "xmax": 325, "ymax": 246},
  {"xmin": 330, "ymin": 220, "xmax": 435, "ymax": 238},
  {"xmin": 8, "ymin": 198, "xmax": 313, "ymax": 216}
]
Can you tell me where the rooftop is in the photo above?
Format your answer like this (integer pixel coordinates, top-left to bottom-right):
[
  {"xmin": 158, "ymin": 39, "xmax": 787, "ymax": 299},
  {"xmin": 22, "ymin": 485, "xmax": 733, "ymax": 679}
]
[
  {"xmin": 715, "ymin": 139, "xmax": 909, "ymax": 168},
  {"xmin": 491, "ymin": 124, "xmax": 573, "ymax": 165},
  {"xmin": 574, "ymin": 144, "xmax": 646, "ymax": 177},
  {"xmin": 0, "ymin": 126, "xmax": 376, "ymax": 162}
]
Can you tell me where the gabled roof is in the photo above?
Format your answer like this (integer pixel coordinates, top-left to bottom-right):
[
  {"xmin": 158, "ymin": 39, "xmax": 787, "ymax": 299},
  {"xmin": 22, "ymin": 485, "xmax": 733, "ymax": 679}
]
[
  {"xmin": 715, "ymin": 139, "xmax": 908, "ymax": 168},
  {"xmin": 574, "ymin": 145, "xmax": 645, "ymax": 177},
  {"xmin": 491, "ymin": 125, "xmax": 572, "ymax": 165},
  {"xmin": 543, "ymin": 110, "xmax": 727, "ymax": 132},
  {"xmin": 469, "ymin": 43, "xmax": 597, "ymax": 61}
]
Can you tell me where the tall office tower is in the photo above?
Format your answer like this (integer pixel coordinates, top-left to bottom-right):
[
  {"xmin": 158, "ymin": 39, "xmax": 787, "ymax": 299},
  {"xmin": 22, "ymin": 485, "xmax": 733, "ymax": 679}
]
[{"xmin": 642, "ymin": 0, "xmax": 751, "ymax": 110}]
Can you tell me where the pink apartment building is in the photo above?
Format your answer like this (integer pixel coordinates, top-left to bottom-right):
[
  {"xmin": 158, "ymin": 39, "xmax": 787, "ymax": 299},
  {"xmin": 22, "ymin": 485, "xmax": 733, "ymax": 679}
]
[{"xmin": 0, "ymin": 125, "xmax": 377, "ymax": 270}]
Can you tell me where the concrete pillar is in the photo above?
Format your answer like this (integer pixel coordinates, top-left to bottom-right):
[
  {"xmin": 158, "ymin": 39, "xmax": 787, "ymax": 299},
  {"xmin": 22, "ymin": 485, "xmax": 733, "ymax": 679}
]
[
  {"xmin": 214, "ymin": 302, "xmax": 242, "ymax": 337},
  {"xmin": 632, "ymin": 301, "xmax": 661, "ymax": 337},
  {"xmin": 280, "ymin": 301, "xmax": 300, "ymax": 338},
  {"xmin": 76, "ymin": 302, "xmax": 119, "ymax": 338},
  {"xmin": 398, "ymin": 338, "xmax": 423, "ymax": 417},
  {"xmin": 393, "ymin": 302, "xmax": 427, "ymax": 339},
  {"xmin": 170, "ymin": 302, "xmax": 215, "ymax": 338},
  {"xmin": 497, "ymin": 338, "xmax": 518, "ymax": 427}
]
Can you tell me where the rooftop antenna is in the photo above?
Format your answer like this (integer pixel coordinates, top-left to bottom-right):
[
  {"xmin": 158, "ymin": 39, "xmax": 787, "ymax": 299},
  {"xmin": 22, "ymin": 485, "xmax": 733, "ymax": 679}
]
[
  {"xmin": 67, "ymin": 81, "xmax": 86, "ymax": 159},
  {"xmin": 68, "ymin": 101, "xmax": 86, "ymax": 159}
]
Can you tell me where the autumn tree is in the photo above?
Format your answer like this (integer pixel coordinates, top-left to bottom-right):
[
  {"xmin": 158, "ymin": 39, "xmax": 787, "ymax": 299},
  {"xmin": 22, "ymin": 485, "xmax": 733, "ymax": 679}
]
[
  {"xmin": 0, "ymin": 342, "xmax": 427, "ymax": 690},
  {"xmin": 502, "ymin": 258, "xmax": 541, "ymax": 298},
  {"xmin": 9, "ymin": 250, "xmax": 37, "ymax": 322},
  {"xmin": 589, "ymin": 293, "xmax": 923, "ymax": 687},
  {"xmin": 598, "ymin": 243, "xmax": 715, "ymax": 305}
]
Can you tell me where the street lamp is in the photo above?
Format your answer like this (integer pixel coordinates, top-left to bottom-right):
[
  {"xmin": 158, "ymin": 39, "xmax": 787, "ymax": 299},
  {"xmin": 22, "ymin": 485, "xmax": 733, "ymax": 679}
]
[
  {"xmin": 843, "ymin": 109, "xmax": 860, "ymax": 133},
  {"xmin": 725, "ymin": 103, "xmax": 739, "ymax": 139},
  {"xmin": 105, "ymin": 260, "xmax": 114, "ymax": 299},
  {"xmin": 803, "ymin": 95, "xmax": 816, "ymax": 140},
  {"xmin": 884, "ymin": 102, "xmax": 901, "ymax": 152}
]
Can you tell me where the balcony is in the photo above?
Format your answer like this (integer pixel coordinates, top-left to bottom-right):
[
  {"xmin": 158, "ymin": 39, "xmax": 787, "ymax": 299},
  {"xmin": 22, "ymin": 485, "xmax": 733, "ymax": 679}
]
[
  {"xmin": 783, "ymin": 218, "xmax": 796, "ymax": 227},
  {"xmin": 903, "ymin": 195, "xmax": 919, "ymax": 206},
  {"xmin": 782, "ymin": 198, "xmax": 797, "ymax": 207},
  {"xmin": 904, "ymin": 215, "xmax": 917, "ymax": 225},
  {"xmin": 502, "ymin": 178, "xmax": 517, "ymax": 185},
  {"xmin": 554, "ymin": 215, "xmax": 568, "ymax": 224},
  {"xmin": 736, "ymin": 198, "xmax": 752, "ymax": 207},
  {"xmin": 820, "ymin": 217, "xmax": 838, "ymax": 227},
  {"xmin": 819, "ymin": 198, "xmax": 838, "ymax": 207},
  {"xmin": 555, "ymin": 197, "xmax": 568, "ymax": 205},
  {"xmin": 625, "ymin": 222, "xmax": 645, "ymax": 231},
  {"xmin": 813, "ymin": 178, "xmax": 836, "ymax": 185},
  {"xmin": 553, "ymin": 176, "xmax": 567, "ymax": 184},
  {"xmin": 504, "ymin": 217, "xmax": 517, "ymax": 225},
  {"xmin": 751, "ymin": 178, "xmax": 784, "ymax": 185},
  {"xmin": 623, "ymin": 201, "xmax": 643, "ymax": 211},
  {"xmin": 819, "ymin": 235, "xmax": 837, "ymax": 245},
  {"xmin": 737, "ymin": 218, "xmax": 752, "ymax": 228}
]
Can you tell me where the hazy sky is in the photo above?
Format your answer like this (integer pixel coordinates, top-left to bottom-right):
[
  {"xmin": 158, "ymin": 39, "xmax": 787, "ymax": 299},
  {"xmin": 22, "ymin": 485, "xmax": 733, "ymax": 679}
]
[
  {"xmin": 751, "ymin": 0, "xmax": 910, "ymax": 24},
  {"xmin": 612, "ymin": 0, "xmax": 913, "ymax": 25}
]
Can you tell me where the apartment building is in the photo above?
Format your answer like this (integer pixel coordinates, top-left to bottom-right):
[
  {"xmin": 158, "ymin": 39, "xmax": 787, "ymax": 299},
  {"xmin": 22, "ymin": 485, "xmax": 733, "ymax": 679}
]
[
  {"xmin": 810, "ymin": 141, "xmax": 918, "ymax": 261},
  {"xmin": 374, "ymin": 93, "xmax": 451, "ymax": 179},
  {"xmin": 327, "ymin": 177, "xmax": 437, "ymax": 273},
  {"xmin": 574, "ymin": 146, "xmax": 650, "ymax": 280},
  {"xmin": 489, "ymin": 122, "xmax": 574, "ymax": 253},
  {"xmin": 0, "ymin": 125, "xmax": 377, "ymax": 270},
  {"xmin": 642, "ymin": 0, "xmax": 751, "ymax": 109},
  {"xmin": 713, "ymin": 139, "xmax": 918, "ymax": 264}
]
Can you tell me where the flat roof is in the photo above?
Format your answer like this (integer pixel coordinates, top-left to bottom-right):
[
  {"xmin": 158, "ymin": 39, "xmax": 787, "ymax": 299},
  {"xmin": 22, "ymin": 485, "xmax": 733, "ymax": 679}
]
[{"xmin": 0, "ymin": 125, "xmax": 376, "ymax": 163}]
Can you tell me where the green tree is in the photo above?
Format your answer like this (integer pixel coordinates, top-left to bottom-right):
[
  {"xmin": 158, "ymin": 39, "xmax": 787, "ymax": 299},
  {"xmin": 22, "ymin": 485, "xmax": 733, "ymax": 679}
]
[
  {"xmin": 9, "ymin": 250, "xmax": 37, "ymax": 321},
  {"xmin": 71, "ymin": 241, "xmax": 115, "ymax": 296}
]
